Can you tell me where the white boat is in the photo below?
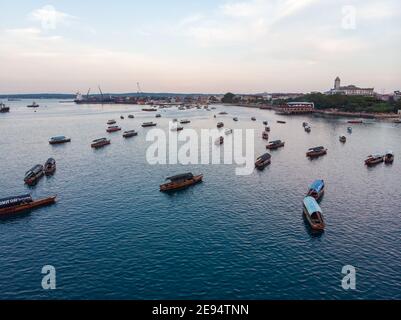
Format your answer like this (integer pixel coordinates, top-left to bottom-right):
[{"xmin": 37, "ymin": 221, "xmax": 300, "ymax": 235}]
[{"xmin": 225, "ymin": 128, "xmax": 233, "ymax": 135}]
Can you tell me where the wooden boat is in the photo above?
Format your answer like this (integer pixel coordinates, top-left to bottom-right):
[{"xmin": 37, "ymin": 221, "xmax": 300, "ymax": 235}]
[
  {"xmin": 107, "ymin": 126, "xmax": 122, "ymax": 133},
  {"xmin": 155, "ymin": 114, "xmax": 162, "ymax": 118},
  {"xmin": 24, "ymin": 164, "xmax": 44, "ymax": 185},
  {"xmin": 266, "ymin": 140, "xmax": 285, "ymax": 150},
  {"xmin": 348, "ymin": 120, "xmax": 363, "ymax": 124},
  {"xmin": 304, "ymin": 125, "xmax": 311, "ymax": 133},
  {"xmin": 303, "ymin": 196, "xmax": 325, "ymax": 231},
  {"xmin": 251, "ymin": 117, "xmax": 256, "ymax": 121},
  {"xmin": 27, "ymin": 101, "xmax": 39, "ymax": 108},
  {"xmin": 160, "ymin": 173, "xmax": 203, "ymax": 192},
  {"xmin": 0, "ymin": 102, "xmax": 10, "ymax": 113},
  {"xmin": 302, "ymin": 122, "xmax": 308, "ymax": 127},
  {"xmin": 347, "ymin": 127, "xmax": 353, "ymax": 133},
  {"xmin": 49, "ymin": 136, "xmax": 71, "ymax": 145},
  {"xmin": 107, "ymin": 120, "xmax": 116, "ymax": 125},
  {"xmin": 263, "ymin": 121, "xmax": 268, "ymax": 125},
  {"xmin": 142, "ymin": 122, "xmax": 157, "ymax": 127},
  {"xmin": 384, "ymin": 151, "xmax": 394, "ymax": 164},
  {"xmin": 262, "ymin": 132, "xmax": 269, "ymax": 140},
  {"xmin": 255, "ymin": 153, "xmax": 271, "ymax": 170},
  {"xmin": 306, "ymin": 146, "xmax": 327, "ymax": 158},
  {"xmin": 277, "ymin": 120, "xmax": 286, "ymax": 124},
  {"xmin": 120, "ymin": 116, "xmax": 125, "ymax": 120},
  {"xmin": 225, "ymin": 128, "xmax": 233, "ymax": 135},
  {"xmin": 142, "ymin": 108, "xmax": 157, "ymax": 112},
  {"xmin": 91, "ymin": 138, "xmax": 111, "ymax": 149},
  {"xmin": 339, "ymin": 135, "xmax": 347, "ymax": 143},
  {"xmin": 44, "ymin": 158, "xmax": 56, "ymax": 176},
  {"xmin": 307, "ymin": 180, "xmax": 325, "ymax": 201},
  {"xmin": 219, "ymin": 112, "xmax": 228, "ymax": 115},
  {"xmin": 0, "ymin": 194, "xmax": 56, "ymax": 217},
  {"xmin": 233, "ymin": 117, "xmax": 238, "ymax": 121},
  {"xmin": 265, "ymin": 126, "xmax": 270, "ymax": 132},
  {"xmin": 123, "ymin": 130, "xmax": 138, "ymax": 138},
  {"xmin": 180, "ymin": 119, "xmax": 191, "ymax": 124},
  {"xmin": 217, "ymin": 122, "xmax": 224, "ymax": 128},
  {"xmin": 365, "ymin": 154, "xmax": 384, "ymax": 166},
  {"xmin": 215, "ymin": 136, "xmax": 224, "ymax": 145},
  {"xmin": 128, "ymin": 115, "xmax": 135, "ymax": 119}
]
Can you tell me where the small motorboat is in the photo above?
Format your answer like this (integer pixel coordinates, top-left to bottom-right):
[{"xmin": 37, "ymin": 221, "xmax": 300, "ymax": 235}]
[
  {"xmin": 215, "ymin": 136, "xmax": 224, "ymax": 145},
  {"xmin": 251, "ymin": 117, "xmax": 256, "ymax": 121},
  {"xmin": 27, "ymin": 101, "xmax": 39, "ymax": 108},
  {"xmin": 155, "ymin": 114, "xmax": 162, "ymax": 118},
  {"xmin": 107, "ymin": 126, "xmax": 122, "ymax": 133},
  {"xmin": 180, "ymin": 119, "xmax": 191, "ymax": 124},
  {"xmin": 49, "ymin": 136, "xmax": 71, "ymax": 145},
  {"xmin": 348, "ymin": 120, "xmax": 363, "ymax": 124},
  {"xmin": 0, "ymin": 102, "xmax": 10, "ymax": 113},
  {"xmin": 0, "ymin": 194, "xmax": 56, "ymax": 217},
  {"xmin": 347, "ymin": 127, "xmax": 353, "ymax": 133},
  {"xmin": 265, "ymin": 126, "xmax": 271, "ymax": 132},
  {"xmin": 263, "ymin": 121, "xmax": 268, "ymax": 125},
  {"xmin": 142, "ymin": 108, "xmax": 157, "ymax": 112},
  {"xmin": 307, "ymin": 180, "xmax": 325, "ymax": 201},
  {"xmin": 233, "ymin": 117, "xmax": 238, "ymax": 122},
  {"xmin": 365, "ymin": 154, "xmax": 384, "ymax": 166},
  {"xmin": 304, "ymin": 125, "xmax": 311, "ymax": 133},
  {"xmin": 120, "ymin": 116, "xmax": 125, "ymax": 120},
  {"xmin": 262, "ymin": 132, "xmax": 269, "ymax": 140},
  {"xmin": 128, "ymin": 115, "xmax": 135, "ymax": 119},
  {"xmin": 277, "ymin": 120, "xmax": 286, "ymax": 124},
  {"xmin": 160, "ymin": 173, "xmax": 203, "ymax": 192},
  {"xmin": 123, "ymin": 130, "xmax": 138, "ymax": 138},
  {"xmin": 302, "ymin": 122, "xmax": 308, "ymax": 127},
  {"xmin": 107, "ymin": 120, "xmax": 117, "ymax": 125},
  {"xmin": 225, "ymin": 128, "xmax": 233, "ymax": 135},
  {"xmin": 171, "ymin": 125, "xmax": 184, "ymax": 132},
  {"xmin": 217, "ymin": 122, "xmax": 224, "ymax": 128},
  {"xmin": 219, "ymin": 112, "xmax": 228, "ymax": 115},
  {"xmin": 266, "ymin": 140, "xmax": 285, "ymax": 150},
  {"xmin": 306, "ymin": 146, "xmax": 327, "ymax": 158},
  {"xmin": 44, "ymin": 158, "xmax": 56, "ymax": 176},
  {"xmin": 303, "ymin": 196, "xmax": 325, "ymax": 231},
  {"xmin": 255, "ymin": 153, "xmax": 271, "ymax": 170},
  {"xmin": 91, "ymin": 138, "xmax": 111, "ymax": 149},
  {"xmin": 339, "ymin": 135, "xmax": 347, "ymax": 143},
  {"xmin": 142, "ymin": 122, "xmax": 157, "ymax": 127},
  {"xmin": 24, "ymin": 164, "xmax": 44, "ymax": 186},
  {"xmin": 384, "ymin": 151, "xmax": 394, "ymax": 164}
]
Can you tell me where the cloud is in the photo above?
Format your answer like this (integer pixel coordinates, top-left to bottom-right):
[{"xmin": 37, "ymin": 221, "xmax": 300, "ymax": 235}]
[{"xmin": 29, "ymin": 5, "xmax": 76, "ymax": 30}]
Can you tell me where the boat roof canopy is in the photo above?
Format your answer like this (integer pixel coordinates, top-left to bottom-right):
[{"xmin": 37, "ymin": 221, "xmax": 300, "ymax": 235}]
[
  {"xmin": 270, "ymin": 140, "xmax": 282, "ymax": 144},
  {"xmin": 0, "ymin": 194, "xmax": 32, "ymax": 209},
  {"xmin": 309, "ymin": 180, "xmax": 324, "ymax": 193},
  {"xmin": 167, "ymin": 173, "xmax": 194, "ymax": 182},
  {"xmin": 304, "ymin": 196, "xmax": 322, "ymax": 214},
  {"xmin": 310, "ymin": 146, "xmax": 325, "ymax": 151},
  {"xmin": 257, "ymin": 153, "xmax": 271, "ymax": 161},
  {"xmin": 51, "ymin": 136, "xmax": 66, "ymax": 140}
]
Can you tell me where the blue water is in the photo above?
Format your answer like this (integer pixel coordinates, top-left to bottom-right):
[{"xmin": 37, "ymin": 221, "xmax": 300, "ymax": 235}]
[{"xmin": 0, "ymin": 100, "xmax": 400, "ymax": 300}]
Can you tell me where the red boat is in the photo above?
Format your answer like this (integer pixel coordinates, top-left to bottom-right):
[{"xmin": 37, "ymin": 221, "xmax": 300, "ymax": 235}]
[
  {"xmin": 0, "ymin": 194, "xmax": 56, "ymax": 217},
  {"xmin": 106, "ymin": 126, "xmax": 121, "ymax": 133},
  {"xmin": 307, "ymin": 146, "xmax": 327, "ymax": 158},
  {"xmin": 348, "ymin": 120, "xmax": 363, "ymax": 124}
]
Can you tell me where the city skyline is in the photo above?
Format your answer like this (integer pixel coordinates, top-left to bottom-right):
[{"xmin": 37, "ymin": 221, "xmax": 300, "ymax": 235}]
[{"xmin": 0, "ymin": 0, "xmax": 400, "ymax": 94}]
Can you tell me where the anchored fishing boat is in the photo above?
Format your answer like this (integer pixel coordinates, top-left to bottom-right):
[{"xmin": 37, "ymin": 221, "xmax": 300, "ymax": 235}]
[
  {"xmin": 217, "ymin": 122, "xmax": 224, "ymax": 128},
  {"xmin": 171, "ymin": 125, "xmax": 184, "ymax": 132},
  {"xmin": 348, "ymin": 120, "xmax": 363, "ymax": 124},
  {"xmin": 180, "ymin": 119, "xmax": 191, "ymax": 124},
  {"xmin": 277, "ymin": 120, "xmax": 286, "ymax": 124},
  {"xmin": 303, "ymin": 196, "xmax": 325, "ymax": 231},
  {"xmin": 142, "ymin": 108, "xmax": 157, "ymax": 112},
  {"xmin": 384, "ymin": 151, "xmax": 394, "ymax": 164},
  {"xmin": 266, "ymin": 140, "xmax": 285, "ymax": 150},
  {"xmin": 304, "ymin": 125, "xmax": 311, "ymax": 133},
  {"xmin": 49, "ymin": 136, "xmax": 71, "ymax": 145},
  {"xmin": 24, "ymin": 164, "xmax": 44, "ymax": 186},
  {"xmin": 255, "ymin": 153, "xmax": 271, "ymax": 170},
  {"xmin": 219, "ymin": 112, "xmax": 228, "ymax": 115},
  {"xmin": 251, "ymin": 117, "xmax": 256, "ymax": 121},
  {"xmin": 107, "ymin": 120, "xmax": 116, "ymax": 125},
  {"xmin": 0, "ymin": 102, "xmax": 10, "ymax": 113},
  {"xmin": 0, "ymin": 194, "xmax": 56, "ymax": 217},
  {"xmin": 365, "ymin": 154, "xmax": 384, "ymax": 166},
  {"xmin": 265, "ymin": 126, "xmax": 271, "ymax": 132},
  {"xmin": 263, "ymin": 121, "xmax": 268, "ymax": 125},
  {"xmin": 225, "ymin": 128, "xmax": 233, "ymax": 135},
  {"xmin": 306, "ymin": 146, "xmax": 327, "ymax": 158},
  {"xmin": 44, "ymin": 158, "xmax": 56, "ymax": 176},
  {"xmin": 107, "ymin": 126, "xmax": 121, "ymax": 133},
  {"xmin": 160, "ymin": 173, "xmax": 203, "ymax": 192},
  {"xmin": 128, "ymin": 115, "xmax": 135, "ymax": 119},
  {"xmin": 27, "ymin": 101, "xmax": 39, "ymax": 108},
  {"xmin": 123, "ymin": 130, "xmax": 138, "ymax": 138},
  {"xmin": 215, "ymin": 136, "xmax": 224, "ymax": 145},
  {"xmin": 339, "ymin": 135, "xmax": 347, "ymax": 143},
  {"xmin": 155, "ymin": 114, "xmax": 162, "ymax": 118},
  {"xmin": 307, "ymin": 180, "xmax": 325, "ymax": 201},
  {"xmin": 142, "ymin": 122, "xmax": 157, "ymax": 127},
  {"xmin": 233, "ymin": 117, "xmax": 238, "ymax": 121},
  {"xmin": 91, "ymin": 138, "xmax": 111, "ymax": 149},
  {"xmin": 262, "ymin": 132, "xmax": 269, "ymax": 140},
  {"xmin": 347, "ymin": 127, "xmax": 353, "ymax": 133}
]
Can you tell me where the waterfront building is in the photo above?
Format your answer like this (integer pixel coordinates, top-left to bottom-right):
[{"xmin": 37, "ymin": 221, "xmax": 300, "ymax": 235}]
[
  {"xmin": 327, "ymin": 77, "xmax": 375, "ymax": 96},
  {"xmin": 394, "ymin": 91, "xmax": 401, "ymax": 102}
]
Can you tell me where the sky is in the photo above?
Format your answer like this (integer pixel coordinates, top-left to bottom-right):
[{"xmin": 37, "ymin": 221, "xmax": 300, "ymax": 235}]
[{"xmin": 0, "ymin": 0, "xmax": 400, "ymax": 94}]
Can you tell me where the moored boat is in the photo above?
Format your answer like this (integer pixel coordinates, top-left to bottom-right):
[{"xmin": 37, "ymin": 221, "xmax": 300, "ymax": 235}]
[
  {"xmin": 303, "ymin": 196, "xmax": 325, "ymax": 231},
  {"xmin": 277, "ymin": 120, "xmax": 286, "ymax": 124},
  {"xmin": 262, "ymin": 132, "xmax": 269, "ymax": 140},
  {"xmin": 265, "ymin": 126, "xmax": 271, "ymax": 132},
  {"xmin": 27, "ymin": 101, "xmax": 39, "ymax": 108},
  {"xmin": 306, "ymin": 146, "xmax": 327, "ymax": 158},
  {"xmin": 266, "ymin": 140, "xmax": 285, "ymax": 150},
  {"xmin": 347, "ymin": 127, "xmax": 353, "ymax": 133},
  {"xmin": 348, "ymin": 120, "xmax": 363, "ymax": 124},
  {"xmin": 44, "ymin": 158, "xmax": 56, "ymax": 176},
  {"xmin": 255, "ymin": 153, "xmax": 271, "ymax": 170},
  {"xmin": 142, "ymin": 122, "xmax": 157, "ymax": 127},
  {"xmin": 142, "ymin": 108, "xmax": 157, "ymax": 112},
  {"xmin": 302, "ymin": 122, "xmax": 308, "ymax": 127},
  {"xmin": 219, "ymin": 112, "xmax": 228, "ymax": 115},
  {"xmin": 107, "ymin": 125, "xmax": 122, "ymax": 133},
  {"xmin": 107, "ymin": 120, "xmax": 116, "ymax": 125},
  {"xmin": 180, "ymin": 119, "xmax": 191, "ymax": 124},
  {"xmin": 225, "ymin": 128, "xmax": 233, "ymax": 135},
  {"xmin": 365, "ymin": 154, "xmax": 384, "ymax": 166},
  {"xmin": 0, "ymin": 194, "xmax": 56, "ymax": 217},
  {"xmin": 251, "ymin": 117, "xmax": 256, "ymax": 121},
  {"xmin": 123, "ymin": 130, "xmax": 138, "ymax": 138},
  {"xmin": 307, "ymin": 180, "xmax": 325, "ymax": 201},
  {"xmin": 24, "ymin": 164, "xmax": 44, "ymax": 185},
  {"xmin": 217, "ymin": 122, "xmax": 224, "ymax": 128},
  {"xmin": 120, "ymin": 116, "xmax": 125, "ymax": 120},
  {"xmin": 339, "ymin": 135, "xmax": 347, "ymax": 143},
  {"xmin": 49, "ymin": 136, "xmax": 71, "ymax": 145},
  {"xmin": 155, "ymin": 114, "xmax": 162, "ymax": 118},
  {"xmin": 0, "ymin": 102, "xmax": 10, "ymax": 113},
  {"xmin": 263, "ymin": 121, "xmax": 268, "ymax": 125},
  {"xmin": 384, "ymin": 151, "xmax": 394, "ymax": 164},
  {"xmin": 91, "ymin": 138, "xmax": 111, "ymax": 148},
  {"xmin": 233, "ymin": 117, "xmax": 238, "ymax": 121},
  {"xmin": 171, "ymin": 125, "xmax": 184, "ymax": 132},
  {"xmin": 128, "ymin": 115, "xmax": 135, "ymax": 119},
  {"xmin": 215, "ymin": 136, "xmax": 224, "ymax": 145},
  {"xmin": 304, "ymin": 125, "xmax": 311, "ymax": 133},
  {"xmin": 160, "ymin": 173, "xmax": 203, "ymax": 192}
]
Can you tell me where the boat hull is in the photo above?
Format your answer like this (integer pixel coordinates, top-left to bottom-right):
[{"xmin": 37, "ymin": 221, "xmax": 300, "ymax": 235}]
[
  {"xmin": 160, "ymin": 175, "xmax": 203, "ymax": 192},
  {"xmin": 0, "ymin": 196, "xmax": 56, "ymax": 216},
  {"xmin": 91, "ymin": 141, "xmax": 111, "ymax": 148},
  {"xmin": 49, "ymin": 139, "xmax": 71, "ymax": 145},
  {"xmin": 307, "ymin": 150, "xmax": 327, "ymax": 158}
]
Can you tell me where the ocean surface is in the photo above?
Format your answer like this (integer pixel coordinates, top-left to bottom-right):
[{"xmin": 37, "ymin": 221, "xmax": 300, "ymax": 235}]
[{"xmin": 0, "ymin": 99, "xmax": 400, "ymax": 300}]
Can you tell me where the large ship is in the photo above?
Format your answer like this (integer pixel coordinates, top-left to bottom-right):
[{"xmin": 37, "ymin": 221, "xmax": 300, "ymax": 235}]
[{"xmin": 74, "ymin": 87, "xmax": 115, "ymax": 105}]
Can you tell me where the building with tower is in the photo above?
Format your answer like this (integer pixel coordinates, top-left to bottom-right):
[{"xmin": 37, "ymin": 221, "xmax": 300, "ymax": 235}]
[{"xmin": 327, "ymin": 77, "xmax": 375, "ymax": 96}]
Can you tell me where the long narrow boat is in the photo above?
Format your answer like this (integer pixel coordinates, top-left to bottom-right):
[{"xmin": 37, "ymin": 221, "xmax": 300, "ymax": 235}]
[
  {"xmin": 306, "ymin": 146, "xmax": 327, "ymax": 158},
  {"xmin": 277, "ymin": 120, "xmax": 286, "ymax": 124},
  {"xmin": 160, "ymin": 173, "xmax": 203, "ymax": 192},
  {"xmin": 24, "ymin": 164, "xmax": 44, "ymax": 185},
  {"xmin": 303, "ymin": 196, "xmax": 325, "ymax": 231},
  {"xmin": 142, "ymin": 122, "xmax": 157, "ymax": 127},
  {"xmin": 365, "ymin": 154, "xmax": 384, "ymax": 166},
  {"xmin": 215, "ymin": 136, "xmax": 224, "ymax": 145},
  {"xmin": 91, "ymin": 138, "xmax": 111, "ymax": 148},
  {"xmin": 123, "ymin": 130, "xmax": 138, "ymax": 138},
  {"xmin": 106, "ymin": 126, "xmax": 121, "ymax": 133},
  {"xmin": 348, "ymin": 120, "xmax": 363, "ymax": 124},
  {"xmin": 307, "ymin": 180, "xmax": 325, "ymax": 201},
  {"xmin": 0, "ymin": 194, "xmax": 56, "ymax": 217},
  {"xmin": 255, "ymin": 153, "xmax": 271, "ymax": 170}
]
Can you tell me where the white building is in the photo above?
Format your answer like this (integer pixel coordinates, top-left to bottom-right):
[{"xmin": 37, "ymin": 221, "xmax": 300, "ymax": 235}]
[{"xmin": 327, "ymin": 77, "xmax": 375, "ymax": 96}]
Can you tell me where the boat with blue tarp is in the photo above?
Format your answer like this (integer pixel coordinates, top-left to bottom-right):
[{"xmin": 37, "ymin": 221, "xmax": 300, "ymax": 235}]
[
  {"xmin": 303, "ymin": 196, "xmax": 325, "ymax": 231},
  {"xmin": 307, "ymin": 180, "xmax": 325, "ymax": 201}
]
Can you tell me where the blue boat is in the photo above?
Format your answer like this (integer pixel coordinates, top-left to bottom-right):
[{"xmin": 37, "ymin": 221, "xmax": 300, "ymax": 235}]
[
  {"xmin": 303, "ymin": 196, "xmax": 325, "ymax": 231},
  {"xmin": 307, "ymin": 179, "xmax": 325, "ymax": 201}
]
